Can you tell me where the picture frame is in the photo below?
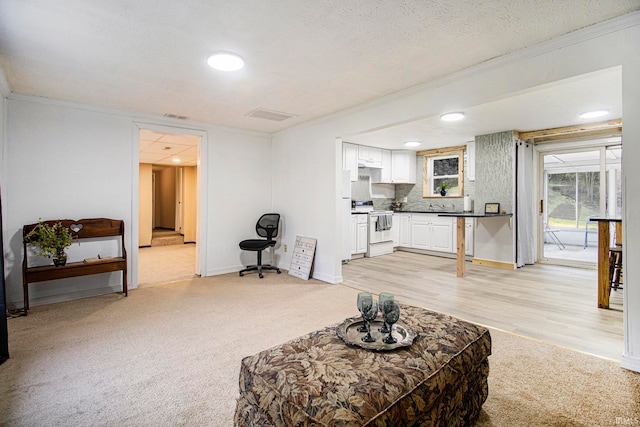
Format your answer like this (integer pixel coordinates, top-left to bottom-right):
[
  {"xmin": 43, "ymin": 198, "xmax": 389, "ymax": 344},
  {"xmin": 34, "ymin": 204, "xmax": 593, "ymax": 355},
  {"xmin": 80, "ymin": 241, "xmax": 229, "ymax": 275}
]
[{"xmin": 484, "ymin": 203, "xmax": 500, "ymax": 214}]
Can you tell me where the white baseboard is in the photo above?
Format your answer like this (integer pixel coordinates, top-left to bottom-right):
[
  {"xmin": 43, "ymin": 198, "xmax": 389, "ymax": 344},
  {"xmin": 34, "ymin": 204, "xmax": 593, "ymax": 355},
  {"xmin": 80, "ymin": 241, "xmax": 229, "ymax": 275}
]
[
  {"xmin": 25, "ymin": 285, "xmax": 124, "ymax": 309},
  {"xmin": 621, "ymin": 354, "xmax": 640, "ymax": 373}
]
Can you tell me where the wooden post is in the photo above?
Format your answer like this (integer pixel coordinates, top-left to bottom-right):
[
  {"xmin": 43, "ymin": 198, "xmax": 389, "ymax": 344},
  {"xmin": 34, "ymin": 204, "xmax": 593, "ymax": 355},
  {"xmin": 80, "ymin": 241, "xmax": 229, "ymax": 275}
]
[
  {"xmin": 597, "ymin": 220, "xmax": 610, "ymax": 309},
  {"xmin": 457, "ymin": 217, "xmax": 465, "ymax": 277}
]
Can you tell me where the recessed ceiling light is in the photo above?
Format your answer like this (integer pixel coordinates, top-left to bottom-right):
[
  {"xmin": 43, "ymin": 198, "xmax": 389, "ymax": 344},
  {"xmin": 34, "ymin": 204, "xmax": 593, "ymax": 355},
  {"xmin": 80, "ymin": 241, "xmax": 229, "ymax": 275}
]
[
  {"xmin": 172, "ymin": 158, "xmax": 181, "ymax": 163},
  {"xmin": 207, "ymin": 52, "xmax": 245, "ymax": 71},
  {"xmin": 440, "ymin": 112, "xmax": 465, "ymax": 122},
  {"xmin": 404, "ymin": 141, "xmax": 421, "ymax": 147},
  {"xmin": 579, "ymin": 110, "xmax": 609, "ymax": 119}
]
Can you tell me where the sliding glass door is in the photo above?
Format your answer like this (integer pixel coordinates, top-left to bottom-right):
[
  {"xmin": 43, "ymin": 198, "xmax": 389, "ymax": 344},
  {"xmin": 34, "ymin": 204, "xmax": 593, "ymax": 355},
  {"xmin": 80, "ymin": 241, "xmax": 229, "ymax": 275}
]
[{"xmin": 540, "ymin": 145, "xmax": 621, "ymax": 267}]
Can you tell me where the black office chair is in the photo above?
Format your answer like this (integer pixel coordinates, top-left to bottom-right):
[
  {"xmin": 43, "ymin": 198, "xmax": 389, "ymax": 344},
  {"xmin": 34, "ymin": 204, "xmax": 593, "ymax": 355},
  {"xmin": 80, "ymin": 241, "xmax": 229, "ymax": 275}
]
[{"xmin": 239, "ymin": 213, "xmax": 282, "ymax": 278}]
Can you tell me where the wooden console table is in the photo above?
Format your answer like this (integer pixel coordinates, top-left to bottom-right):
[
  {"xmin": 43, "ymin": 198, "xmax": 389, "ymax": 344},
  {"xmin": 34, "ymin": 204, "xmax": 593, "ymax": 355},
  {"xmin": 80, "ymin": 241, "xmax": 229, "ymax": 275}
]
[{"xmin": 22, "ymin": 218, "xmax": 127, "ymax": 314}]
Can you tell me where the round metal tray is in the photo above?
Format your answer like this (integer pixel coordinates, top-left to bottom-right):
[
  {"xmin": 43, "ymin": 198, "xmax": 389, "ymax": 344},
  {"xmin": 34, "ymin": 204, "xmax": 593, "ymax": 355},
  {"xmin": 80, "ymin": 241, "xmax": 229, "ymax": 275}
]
[{"xmin": 336, "ymin": 317, "xmax": 417, "ymax": 351}]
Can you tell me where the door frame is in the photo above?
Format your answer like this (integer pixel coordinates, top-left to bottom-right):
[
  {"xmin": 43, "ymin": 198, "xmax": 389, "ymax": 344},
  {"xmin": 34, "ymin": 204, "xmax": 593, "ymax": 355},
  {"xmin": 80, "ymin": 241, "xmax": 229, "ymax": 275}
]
[
  {"xmin": 131, "ymin": 122, "xmax": 208, "ymax": 288},
  {"xmin": 536, "ymin": 140, "xmax": 617, "ymax": 268}
]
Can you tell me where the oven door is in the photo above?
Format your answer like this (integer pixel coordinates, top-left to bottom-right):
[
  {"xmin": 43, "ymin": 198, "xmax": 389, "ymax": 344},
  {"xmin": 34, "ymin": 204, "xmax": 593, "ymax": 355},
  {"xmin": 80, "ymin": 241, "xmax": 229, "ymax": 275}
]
[{"xmin": 369, "ymin": 215, "xmax": 392, "ymax": 243}]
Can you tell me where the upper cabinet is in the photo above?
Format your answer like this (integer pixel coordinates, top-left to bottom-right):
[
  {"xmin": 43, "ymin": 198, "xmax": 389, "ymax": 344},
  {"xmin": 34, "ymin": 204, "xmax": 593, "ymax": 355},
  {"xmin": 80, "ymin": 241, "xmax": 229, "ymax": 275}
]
[
  {"xmin": 343, "ymin": 142, "xmax": 359, "ymax": 181},
  {"xmin": 343, "ymin": 143, "xmax": 418, "ymax": 185},
  {"xmin": 357, "ymin": 145, "xmax": 383, "ymax": 168},
  {"xmin": 390, "ymin": 150, "xmax": 416, "ymax": 184},
  {"xmin": 371, "ymin": 149, "xmax": 416, "ymax": 184}
]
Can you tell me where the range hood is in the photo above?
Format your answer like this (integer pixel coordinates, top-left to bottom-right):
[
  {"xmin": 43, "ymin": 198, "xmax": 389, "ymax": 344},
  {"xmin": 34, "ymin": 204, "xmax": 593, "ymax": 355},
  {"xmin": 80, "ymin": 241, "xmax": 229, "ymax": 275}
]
[{"xmin": 358, "ymin": 160, "xmax": 382, "ymax": 169}]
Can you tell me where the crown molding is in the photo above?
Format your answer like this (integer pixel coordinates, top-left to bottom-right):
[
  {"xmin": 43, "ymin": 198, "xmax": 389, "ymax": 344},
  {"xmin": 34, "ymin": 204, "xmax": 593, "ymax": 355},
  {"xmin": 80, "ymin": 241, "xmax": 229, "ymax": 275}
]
[{"xmin": 6, "ymin": 92, "xmax": 272, "ymax": 139}]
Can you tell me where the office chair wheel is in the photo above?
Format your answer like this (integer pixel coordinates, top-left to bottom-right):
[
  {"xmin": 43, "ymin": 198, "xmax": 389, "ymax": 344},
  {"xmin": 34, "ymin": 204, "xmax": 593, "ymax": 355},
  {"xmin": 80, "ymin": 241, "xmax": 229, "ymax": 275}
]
[
  {"xmin": 259, "ymin": 273, "xmax": 264, "ymax": 278},
  {"xmin": 239, "ymin": 272, "xmax": 243, "ymax": 277},
  {"xmin": 277, "ymin": 269, "xmax": 281, "ymax": 274}
]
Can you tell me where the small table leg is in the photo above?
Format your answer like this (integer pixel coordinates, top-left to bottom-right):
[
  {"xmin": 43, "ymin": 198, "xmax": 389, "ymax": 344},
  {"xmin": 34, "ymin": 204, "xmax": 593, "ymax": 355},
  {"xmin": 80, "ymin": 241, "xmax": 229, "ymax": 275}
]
[
  {"xmin": 457, "ymin": 217, "xmax": 465, "ymax": 277},
  {"xmin": 597, "ymin": 221, "xmax": 610, "ymax": 309}
]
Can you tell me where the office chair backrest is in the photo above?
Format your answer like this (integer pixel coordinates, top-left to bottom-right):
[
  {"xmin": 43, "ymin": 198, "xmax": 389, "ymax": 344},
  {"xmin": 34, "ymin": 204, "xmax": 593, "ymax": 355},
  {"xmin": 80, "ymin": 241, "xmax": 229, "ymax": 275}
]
[{"xmin": 256, "ymin": 213, "xmax": 280, "ymax": 241}]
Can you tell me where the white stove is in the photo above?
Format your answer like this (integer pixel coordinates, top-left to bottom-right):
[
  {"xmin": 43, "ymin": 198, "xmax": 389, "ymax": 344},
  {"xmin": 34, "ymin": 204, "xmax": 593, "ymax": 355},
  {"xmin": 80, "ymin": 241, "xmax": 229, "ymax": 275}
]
[{"xmin": 367, "ymin": 210, "xmax": 394, "ymax": 257}]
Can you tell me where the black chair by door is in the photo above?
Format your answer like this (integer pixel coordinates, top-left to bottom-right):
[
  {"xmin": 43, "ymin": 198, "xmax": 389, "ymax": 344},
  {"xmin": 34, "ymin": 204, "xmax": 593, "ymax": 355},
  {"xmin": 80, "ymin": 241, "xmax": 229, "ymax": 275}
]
[{"xmin": 239, "ymin": 213, "xmax": 282, "ymax": 278}]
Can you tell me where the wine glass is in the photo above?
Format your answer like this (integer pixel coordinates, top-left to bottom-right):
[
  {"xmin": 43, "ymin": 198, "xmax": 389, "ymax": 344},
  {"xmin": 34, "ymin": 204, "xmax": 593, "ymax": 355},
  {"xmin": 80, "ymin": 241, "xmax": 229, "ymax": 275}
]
[
  {"xmin": 361, "ymin": 300, "xmax": 378, "ymax": 343},
  {"xmin": 357, "ymin": 292, "xmax": 372, "ymax": 332},
  {"xmin": 378, "ymin": 292, "xmax": 394, "ymax": 333},
  {"xmin": 382, "ymin": 301, "xmax": 400, "ymax": 344}
]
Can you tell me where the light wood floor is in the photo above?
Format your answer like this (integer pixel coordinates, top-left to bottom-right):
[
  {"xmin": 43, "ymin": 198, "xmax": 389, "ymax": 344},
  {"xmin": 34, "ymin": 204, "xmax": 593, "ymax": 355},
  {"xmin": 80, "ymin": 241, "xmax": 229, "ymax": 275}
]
[{"xmin": 341, "ymin": 251, "xmax": 624, "ymax": 361}]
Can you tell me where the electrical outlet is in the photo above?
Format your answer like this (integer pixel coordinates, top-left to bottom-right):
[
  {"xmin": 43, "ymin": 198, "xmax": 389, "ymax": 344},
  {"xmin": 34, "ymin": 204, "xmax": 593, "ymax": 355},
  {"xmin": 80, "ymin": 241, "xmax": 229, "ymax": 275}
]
[
  {"xmin": 284, "ymin": 244, "xmax": 288, "ymax": 252},
  {"xmin": 403, "ymin": 197, "xmax": 408, "ymax": 203}
]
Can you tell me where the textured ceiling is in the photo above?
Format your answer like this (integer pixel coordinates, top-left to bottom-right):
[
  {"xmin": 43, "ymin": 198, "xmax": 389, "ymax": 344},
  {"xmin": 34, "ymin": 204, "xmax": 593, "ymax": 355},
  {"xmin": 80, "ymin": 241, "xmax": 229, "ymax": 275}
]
[{"xmin": 0, "ymin": 0, "xmax": 639, "ymax": 137}]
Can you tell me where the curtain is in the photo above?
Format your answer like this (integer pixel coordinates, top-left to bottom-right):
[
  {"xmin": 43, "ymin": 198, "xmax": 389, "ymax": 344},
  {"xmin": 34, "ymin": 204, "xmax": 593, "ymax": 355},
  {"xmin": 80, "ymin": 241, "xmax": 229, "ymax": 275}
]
[
  {"xmin": 0, "ymin": 180, "xmax": 8, "ymax": 364},
  {"xmin": 516, "ymin": 140, "xmax": 535, "ymax": 267}
]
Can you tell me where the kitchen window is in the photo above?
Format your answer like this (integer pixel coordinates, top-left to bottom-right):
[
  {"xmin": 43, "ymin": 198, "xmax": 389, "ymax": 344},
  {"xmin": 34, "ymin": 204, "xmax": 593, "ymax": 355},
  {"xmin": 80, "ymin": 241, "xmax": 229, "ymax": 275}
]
[{"xmin": 420, "ymin": 146, "xmax": 465, "ymax": 198}]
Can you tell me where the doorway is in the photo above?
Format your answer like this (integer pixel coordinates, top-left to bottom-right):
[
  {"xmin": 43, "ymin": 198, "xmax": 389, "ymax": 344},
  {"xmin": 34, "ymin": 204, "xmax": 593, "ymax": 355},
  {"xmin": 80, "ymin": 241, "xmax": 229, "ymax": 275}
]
[
  {"xmin": 538, "ymin": 143, "xmax": 622, "ymax": 267},
  {"xmin": 137, "ymin": 128, "xmax": 201, "ymax": 285}
]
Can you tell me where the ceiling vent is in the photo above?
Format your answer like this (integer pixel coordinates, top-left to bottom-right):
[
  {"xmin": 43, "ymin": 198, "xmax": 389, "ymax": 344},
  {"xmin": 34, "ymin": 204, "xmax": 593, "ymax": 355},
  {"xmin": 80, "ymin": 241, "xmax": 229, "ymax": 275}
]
[
  {"xmin": 164, "ymin": 113, "xmax": 188, "ymax": 120},
  {"xmin": 246, "ymin": 108, "xmax": 296, "ymax": 121}
]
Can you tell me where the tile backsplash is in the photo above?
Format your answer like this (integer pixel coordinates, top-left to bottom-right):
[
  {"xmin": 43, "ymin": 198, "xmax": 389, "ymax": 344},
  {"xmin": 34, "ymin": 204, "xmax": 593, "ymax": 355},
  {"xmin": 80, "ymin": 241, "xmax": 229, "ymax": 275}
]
[{"xmin": 356, "ymin": 156, "xmax": 475, "ymax": 212}]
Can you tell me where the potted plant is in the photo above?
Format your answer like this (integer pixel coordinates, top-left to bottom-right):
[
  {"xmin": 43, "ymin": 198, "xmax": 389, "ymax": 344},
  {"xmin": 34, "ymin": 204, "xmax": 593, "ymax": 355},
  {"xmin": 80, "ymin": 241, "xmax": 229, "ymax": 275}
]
[
  {"xmin": 437, "ymin": 180, "xmax": 451, "ymax": 196},
  {"xmin": 24, "ymin": 220, "xmax": 74, "ymax": 266}
]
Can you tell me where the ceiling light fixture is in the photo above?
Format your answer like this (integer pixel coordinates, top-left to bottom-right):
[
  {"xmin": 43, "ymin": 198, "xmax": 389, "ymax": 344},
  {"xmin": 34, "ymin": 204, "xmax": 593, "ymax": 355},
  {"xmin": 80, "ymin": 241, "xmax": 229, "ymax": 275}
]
[
  {"xmin": 404, "ymin": 141, "xmax": 421, "ymax": 147},
  {"xmin": 172, "ymin": 158, "xmax": 181, "ymax": 163},
  {"xmin": 579, "ymin": 110, "xmax": 609, "ymax": 119},
  {"xmin": 440, "ymin": 112, "xmax": 465, "ymax": 122},
  {"xmin": 207, "ymin": 52, "xmax": 245, "ymax": 71}
]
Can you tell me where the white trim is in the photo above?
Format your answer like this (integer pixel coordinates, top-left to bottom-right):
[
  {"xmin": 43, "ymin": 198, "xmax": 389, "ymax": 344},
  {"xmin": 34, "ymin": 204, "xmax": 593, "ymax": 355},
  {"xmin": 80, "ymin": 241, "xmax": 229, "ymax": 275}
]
[
  {"xmin": 7, "ymin": 92, "xmax": 270, "ymax": 139},
  {"xmin": 131, "ymin": 122, "xmax": 209, "ymax": 288},
  {"xmin": 621, "ymin": 354, "xmax": 640, "ymax": 372}
]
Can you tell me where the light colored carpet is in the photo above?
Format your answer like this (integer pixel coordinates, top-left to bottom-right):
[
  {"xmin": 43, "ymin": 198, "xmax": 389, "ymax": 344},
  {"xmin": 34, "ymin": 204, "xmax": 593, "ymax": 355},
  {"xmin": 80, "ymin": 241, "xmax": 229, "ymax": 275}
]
[
  {"xmin": 2, "ymin": 273, "xmax": 639, "ymax": 426},
  {"xmin": 138, "ymin": 244, "xmax": 196, "ymax": 285}
]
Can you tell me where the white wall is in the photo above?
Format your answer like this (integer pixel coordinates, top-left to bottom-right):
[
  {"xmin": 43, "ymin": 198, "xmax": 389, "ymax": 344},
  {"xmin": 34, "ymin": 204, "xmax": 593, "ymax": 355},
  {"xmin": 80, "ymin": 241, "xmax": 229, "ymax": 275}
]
[
  {"xmin": 3, "ymin": 96, "xmax": 272, "ymax": 307},
  {"xmin": 272, "ymin": 14, "xmax": 640, "ymax": 371}
]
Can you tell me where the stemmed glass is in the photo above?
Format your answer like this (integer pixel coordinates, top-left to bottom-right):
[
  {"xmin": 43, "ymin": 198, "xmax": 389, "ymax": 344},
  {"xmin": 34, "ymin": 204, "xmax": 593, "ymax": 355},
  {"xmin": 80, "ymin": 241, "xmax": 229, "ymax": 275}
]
[
  {"xmin": 357, "ymin": 292, "xmax": 372, "ymax": 332},
  {"xmin": 378, "ymin": 292, "xmax": 394, "ymax": 333},
  {"xmin": 361, "ymin": 300, "xmax": 378, "ymax": 343},
  {"xmin": 382, "ymin": 301, "xmax": 400, "ymax": 344}
]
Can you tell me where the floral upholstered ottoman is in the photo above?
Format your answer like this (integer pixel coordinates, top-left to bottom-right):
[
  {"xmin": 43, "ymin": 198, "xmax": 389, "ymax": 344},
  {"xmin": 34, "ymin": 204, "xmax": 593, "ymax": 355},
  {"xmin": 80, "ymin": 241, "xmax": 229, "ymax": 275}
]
[{"xmin": 234, "ymin": 305, "xmax": 491, "ymax": 426}]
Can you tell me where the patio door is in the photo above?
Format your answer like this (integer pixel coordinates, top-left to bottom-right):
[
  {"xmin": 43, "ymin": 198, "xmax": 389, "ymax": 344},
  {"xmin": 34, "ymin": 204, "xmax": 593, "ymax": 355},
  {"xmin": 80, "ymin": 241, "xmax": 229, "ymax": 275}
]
[{"xmin": 539, "ymin": 145, "xmax": 621, "ymax": 267}]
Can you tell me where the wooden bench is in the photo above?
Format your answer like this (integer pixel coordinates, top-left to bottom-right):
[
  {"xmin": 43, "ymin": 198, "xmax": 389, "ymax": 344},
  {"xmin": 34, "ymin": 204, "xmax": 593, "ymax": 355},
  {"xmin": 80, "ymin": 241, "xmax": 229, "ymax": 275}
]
[{"xmin": 22, "ymin": 218, "xmax": 127, "ymax": 314}]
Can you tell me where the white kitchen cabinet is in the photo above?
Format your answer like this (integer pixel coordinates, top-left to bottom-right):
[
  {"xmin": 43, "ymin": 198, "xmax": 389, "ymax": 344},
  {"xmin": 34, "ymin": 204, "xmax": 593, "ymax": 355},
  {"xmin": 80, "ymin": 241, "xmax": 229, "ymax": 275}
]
[
  {"xmin": 465, "ymin": 219, "xmax": 474, "ymax": 256},
  {"xmin": 399, "ymin": 213, "xmax": 412, "ymax": 247},
  {"xmin": 350, "ymin": 215, "xmax": 357, "ymax": 254},
  {"xmin": 371, "ymin": 149, "xmax": 392, "ymax": 183},
  {"xmin": 343, "ymin": 142, "xmax": 359, "ymax": 181},
  {"xmin": 410, "ymin": 214, "xmax": 431, "ymax": 250},
  {"xmin": 351, "ymin": 214, "xmax": 368, "ymax": 255},
  {"xmin": 390, "ymin": 150, "xmax": 417, "ymax": 183},
  {"xmin": 392, "ymin": 213, "xmax": 400, "ymax": 247},
  {"xmin": 450, "ymin": 218, "xmax": 475, "ymax": 256},
  {"xmin": 431, "ymin": 218, "xmax": 453, "ymax": 252},
  {"xmin": 409, "ymin": 214, "xmax": 453, "ymax": 253},
  {"xmin": 358, "ymin": 145, "xmax": 383, "ymax": 168}
]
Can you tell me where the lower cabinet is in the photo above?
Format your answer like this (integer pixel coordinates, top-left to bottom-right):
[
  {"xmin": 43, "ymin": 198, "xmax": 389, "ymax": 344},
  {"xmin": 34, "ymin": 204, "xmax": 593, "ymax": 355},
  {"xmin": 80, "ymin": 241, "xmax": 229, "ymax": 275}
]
[
  {"xmin": 395, "ymin": 213, "xmax": 473, "ymax": 256},
  {"xmin": 465, "ymin": 219, "xmax": 474, "ymax": 256},
  {"xmin": 351, "ymin": 214, "xmax": 368, "ymax": 255},
  {"xmin": 451, "ymin": 218, "xmax": 475, "ymax": 256},
  {"xmin": 398, "ymin": 213, "xmax": 412, "ymax": 247},
  {"xmin": 409, "ymin": 214, "xmax": 453, "ymax": 253}
]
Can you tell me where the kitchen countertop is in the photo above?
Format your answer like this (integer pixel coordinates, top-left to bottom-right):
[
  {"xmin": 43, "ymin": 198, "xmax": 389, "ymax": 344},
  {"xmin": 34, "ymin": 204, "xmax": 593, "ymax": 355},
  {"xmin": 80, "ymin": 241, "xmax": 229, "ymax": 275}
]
[
  {"xmin": 392, "ymin": 210, "xmax": 512, "ymax": 217},
  {"xmin": 437, "ymin": 212, "xmax": 513, "ymax": 218}
]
